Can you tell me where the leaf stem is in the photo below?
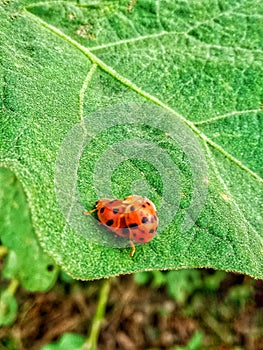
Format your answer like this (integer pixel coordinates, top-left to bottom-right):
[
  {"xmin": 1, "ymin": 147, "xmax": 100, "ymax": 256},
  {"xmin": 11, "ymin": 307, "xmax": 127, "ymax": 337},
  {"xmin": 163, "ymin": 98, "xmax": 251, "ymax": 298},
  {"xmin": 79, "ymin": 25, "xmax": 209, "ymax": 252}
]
[{"xmin": 83, "ymin": 278, "xmax": 111, "ymax": 350}]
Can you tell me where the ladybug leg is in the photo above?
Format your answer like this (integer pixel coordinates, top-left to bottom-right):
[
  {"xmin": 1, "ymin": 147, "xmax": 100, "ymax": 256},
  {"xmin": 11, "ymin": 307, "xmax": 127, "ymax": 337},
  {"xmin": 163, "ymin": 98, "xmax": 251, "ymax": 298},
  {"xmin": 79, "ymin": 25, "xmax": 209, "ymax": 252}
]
[
  {"xmin": 83, "ymin": 208, "xmax": 97, "ymax": 215},
  {"xmin": 128, "ymin": 229, "xmax": 136, "ymax": 257},
  {"xmin": 130, "ymin": 240, "xmax": 136, "ymax": 257}
]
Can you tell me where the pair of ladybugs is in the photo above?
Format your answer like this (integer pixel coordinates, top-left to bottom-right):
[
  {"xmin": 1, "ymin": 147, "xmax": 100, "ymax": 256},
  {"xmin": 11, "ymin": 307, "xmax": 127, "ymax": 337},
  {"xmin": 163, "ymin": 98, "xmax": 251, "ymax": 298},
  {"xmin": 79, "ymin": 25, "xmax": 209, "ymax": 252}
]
[{"xmin": 83, "ymin": 195, "xmax": 158, "ymax": 256}]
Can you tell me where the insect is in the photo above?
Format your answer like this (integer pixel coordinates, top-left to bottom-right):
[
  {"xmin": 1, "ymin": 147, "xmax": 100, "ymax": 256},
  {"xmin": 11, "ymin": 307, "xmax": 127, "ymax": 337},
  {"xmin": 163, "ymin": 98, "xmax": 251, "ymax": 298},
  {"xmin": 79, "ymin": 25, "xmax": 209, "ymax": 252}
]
[{"xmin": 83, "ymin": 195, "xmax": 158, "ymax": 257}]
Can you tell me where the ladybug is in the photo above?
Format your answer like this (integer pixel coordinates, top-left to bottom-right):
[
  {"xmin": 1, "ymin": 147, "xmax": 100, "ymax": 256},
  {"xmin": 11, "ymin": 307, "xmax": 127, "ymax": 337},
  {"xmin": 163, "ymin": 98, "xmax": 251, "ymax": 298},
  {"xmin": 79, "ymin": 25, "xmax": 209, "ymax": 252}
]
[{"xmin": 83, "ymin": 195, "xmax": 158, "ymax": 256}]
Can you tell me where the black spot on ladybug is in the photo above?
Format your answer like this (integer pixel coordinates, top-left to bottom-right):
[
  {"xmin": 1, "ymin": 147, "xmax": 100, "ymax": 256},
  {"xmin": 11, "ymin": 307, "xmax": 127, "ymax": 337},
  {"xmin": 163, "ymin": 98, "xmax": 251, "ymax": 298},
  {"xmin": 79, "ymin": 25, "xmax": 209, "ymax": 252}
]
[
  {"xmin": 137, "ymin": 228, "xmax": 146, "ymax": 235},
  {"xmin": 106, "ymin": 219, "xmax": 114, "ymax": 226},
  {"xmin": 146, "ymin": 201, "xmax": 151, "ymax": 206},
  {"xmin": 139, "ymin": 237, "xmax": 145, "ymax": 241},
  {"xmin": 142, "ymin": 204, "xmax": 146, "ymax": 208},
  {"xmin": 142, "ymin": 217, "xmax": 148, "ymax": 223},
  {"xmin": 149, "ymin": 228, "xmax": 155, "ymax": 234},
  {"xmin": 113, "ymin": 208, "xmax": 119, "ymax": 214},
  {"xmin": 128, "ymin": 223, "xmax": 138, "ymax": 228},
  {"xmin": 130, "ymin": 205, "xmax": 135, "ymax": 211},
  {"xmin": 100, "ymin": 207, "xmax": 105, "ymax": 214}
]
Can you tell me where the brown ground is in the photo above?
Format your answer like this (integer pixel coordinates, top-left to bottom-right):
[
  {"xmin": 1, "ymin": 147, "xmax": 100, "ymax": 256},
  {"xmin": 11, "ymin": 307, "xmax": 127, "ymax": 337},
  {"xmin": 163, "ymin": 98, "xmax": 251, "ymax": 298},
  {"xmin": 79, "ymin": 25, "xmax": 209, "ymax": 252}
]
[{"xmin": 0, "ymin": 271, "xmax": 262, "ymax": 350}]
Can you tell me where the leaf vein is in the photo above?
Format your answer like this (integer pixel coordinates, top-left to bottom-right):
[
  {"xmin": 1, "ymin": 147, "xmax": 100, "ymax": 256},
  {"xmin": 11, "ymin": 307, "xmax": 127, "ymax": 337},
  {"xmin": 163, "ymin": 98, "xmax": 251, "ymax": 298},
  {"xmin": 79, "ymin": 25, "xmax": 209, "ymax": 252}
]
[
  {"xmin": 194, "ymin": 109, "xmax": 263, "ymax": 126},
  {"xmin": 24, "ymin": 10, "xmax": 263, "ymax": 184}
]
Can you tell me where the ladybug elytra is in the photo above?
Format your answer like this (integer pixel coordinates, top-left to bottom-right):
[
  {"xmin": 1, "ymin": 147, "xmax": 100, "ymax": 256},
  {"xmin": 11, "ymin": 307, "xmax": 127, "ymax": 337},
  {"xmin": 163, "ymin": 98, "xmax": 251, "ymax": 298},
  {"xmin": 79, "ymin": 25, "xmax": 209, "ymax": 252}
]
[{"xmin": 83, "ymin": 195, "xmax": 158, "ymax": 256}]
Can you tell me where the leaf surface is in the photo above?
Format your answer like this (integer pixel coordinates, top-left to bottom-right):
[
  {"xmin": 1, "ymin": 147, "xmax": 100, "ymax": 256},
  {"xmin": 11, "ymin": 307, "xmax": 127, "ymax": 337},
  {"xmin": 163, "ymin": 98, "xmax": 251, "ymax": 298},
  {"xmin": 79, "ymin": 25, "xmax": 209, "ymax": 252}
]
[
  {"xmin": 0, "ymin": 0, "xmax": 262, "ymax": 279},
  {"xmin": 0, "ymin": 169, "xmax": 58, "ymax": 291}
]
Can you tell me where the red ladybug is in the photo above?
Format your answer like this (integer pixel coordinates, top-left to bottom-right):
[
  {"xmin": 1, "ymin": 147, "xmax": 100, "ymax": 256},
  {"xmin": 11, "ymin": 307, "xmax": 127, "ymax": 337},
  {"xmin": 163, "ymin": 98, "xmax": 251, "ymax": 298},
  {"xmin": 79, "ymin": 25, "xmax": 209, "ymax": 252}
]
[{"xmin": 83, "ymin": 195, "xmax": 158, "ymax": 256}]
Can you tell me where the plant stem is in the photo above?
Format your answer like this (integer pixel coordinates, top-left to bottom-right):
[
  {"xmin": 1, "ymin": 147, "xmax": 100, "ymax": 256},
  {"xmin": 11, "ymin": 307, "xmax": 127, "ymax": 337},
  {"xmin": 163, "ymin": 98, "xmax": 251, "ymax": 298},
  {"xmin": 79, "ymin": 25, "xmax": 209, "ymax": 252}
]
[
  {"xmin": 7, "ymin": 278, "xmax": 19, "ymax": 295},
  {"xmin": 0, "ymin": 278, "xmax": 19, "ymax": 318},
  {"xmin": 83, "ymin": 278, "xmax": 111, "ymax": 350}
]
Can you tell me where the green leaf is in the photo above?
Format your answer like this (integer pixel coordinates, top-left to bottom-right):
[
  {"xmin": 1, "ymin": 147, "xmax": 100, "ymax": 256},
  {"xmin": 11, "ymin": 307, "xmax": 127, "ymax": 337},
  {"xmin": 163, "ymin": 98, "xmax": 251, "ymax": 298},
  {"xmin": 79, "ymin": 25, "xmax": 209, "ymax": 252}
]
[
  {"xmin": 0, "ymin": 0, "xmax": 262, "ymax": 280},
  {"xmin": 0, "ymin": 169, "xmax": 58, "ymax": 291},
  {"xmin": 175, "ymin": 330, "xmax": 203, "ymax": 350},
  {"xmin": 40, "ymin": 333, "xmax": 85, "ymax": 350},
  {"xmin": 166, "ymin": 270, "xmax": 203, "ymax": 303}
]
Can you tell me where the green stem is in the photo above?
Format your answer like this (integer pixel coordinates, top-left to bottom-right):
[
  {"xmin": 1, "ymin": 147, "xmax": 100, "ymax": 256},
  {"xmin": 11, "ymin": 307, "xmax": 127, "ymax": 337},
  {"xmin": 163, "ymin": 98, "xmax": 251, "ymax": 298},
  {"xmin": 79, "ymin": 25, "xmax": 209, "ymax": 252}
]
[
  {"xmin": 0, "ymin": 278, "xmax": 19, "ymax": 317},
  {"xmin": 7, "ymin": 278, "xmax": 19, "ymax": 295},
  {"xmin": 83, "ymin": 278, "xmax": 111, "ymax": 350}
]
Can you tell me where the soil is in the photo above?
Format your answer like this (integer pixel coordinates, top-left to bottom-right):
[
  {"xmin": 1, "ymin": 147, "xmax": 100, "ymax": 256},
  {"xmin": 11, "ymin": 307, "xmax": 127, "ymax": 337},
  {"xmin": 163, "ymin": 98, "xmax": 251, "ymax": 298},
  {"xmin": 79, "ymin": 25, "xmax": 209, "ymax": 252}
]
[{"xmin": 0, "ymin": 271, "xmax": 262, "ymax": 350}]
